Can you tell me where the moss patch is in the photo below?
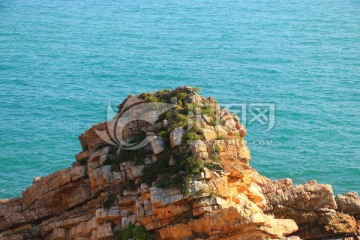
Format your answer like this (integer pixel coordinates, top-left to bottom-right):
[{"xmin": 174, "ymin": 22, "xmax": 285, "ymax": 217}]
[
  {"xmin": 118, "ymin": 87, "xmax": 224, "ymax": 195},
  {"xmin": 184, "ymin": 131, "xmax": 202, "ymax": 142},
  {"xmin": 200, "ymin": 105, "xmax": 215, "ymax": 117},
  {"xmin": 142, "ymin": 145, "xmax": 204, "ymax": 195}
]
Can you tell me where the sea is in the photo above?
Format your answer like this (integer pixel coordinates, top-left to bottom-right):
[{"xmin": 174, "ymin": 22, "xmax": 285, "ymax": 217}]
[{"xmin": 0, "ymin": 0, "xmax": 359, "ymax": 198}]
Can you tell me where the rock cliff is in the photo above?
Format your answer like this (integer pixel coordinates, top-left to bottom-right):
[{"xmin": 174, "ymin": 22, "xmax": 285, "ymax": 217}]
[{"xmin": 0, "ymin": 87, "xmax": 359, "ymax": 240}]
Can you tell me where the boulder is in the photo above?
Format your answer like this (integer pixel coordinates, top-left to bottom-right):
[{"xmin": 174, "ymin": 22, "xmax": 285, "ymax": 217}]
[
  {"xmin": 150, "ymin": 137, "xmax": 165, "ymax": 155},
  {"xmin": 169, "ymin": 127, "xmax": 184, "ymax": 148}
]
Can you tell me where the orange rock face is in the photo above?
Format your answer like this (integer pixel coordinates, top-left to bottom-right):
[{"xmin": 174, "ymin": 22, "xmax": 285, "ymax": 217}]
[{"xmin": 0, "ymin": 87, "xmax": 359, "ymax": 240}]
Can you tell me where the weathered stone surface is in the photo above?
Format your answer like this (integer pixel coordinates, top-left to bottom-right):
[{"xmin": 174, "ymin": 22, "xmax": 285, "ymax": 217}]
[
  {"xmin": 94, "ymin": 222, "xmax": 113, "ymax": 239},
  {"xmin": 261, "ymin": 178, "xmax": 360, "ymax": 238},
  {"xmin": 45, "ymin": 228, "xmax": 67, "ymax": 240},
  {"xmin": 150, "ymin": 137, "xmax": 165, "ymax": 155},
  {"xmin": 131, "ymin": 165, "xmax": 145, "ymax": 178},
  {"xmin": 215, "ymin": 125, "xmax": 228, "ymax": 138},
  {"xmin": 75, "ymin": 150, "xmax": 89, "ymax": 162},
  {"xmin": 319, "ymin": 211, "xmax": 357, "ymax": 234},
  {"xmin": 202, "ymin": 127, "xmax": 217, "ymax": 141},
  {"xmin": 79, "ymin": 122, "xmax": 108, "ymax": 151},
  {"xmin": 88, "ymin": 165, "xmax": 113, "ymax": 193},
  {"xmin": 159, "ymin": 200, "xmax": 298, "ymax": 240},
  {"xmin": 96, "ymin": 207, "xmax": 121, "ymax": 223},
  {"xmin": 263, "ymin": 179, "xmax": 337, "ymax": 214},
  {"xmin": 336, "ymin": 192, "xmax": 360, "ymax": 215},
  {"xmin": 169, "ymin": 127, "xmax": 184, "ymax": 148},
  {"xmin": 150, "ymin": 187, "xmax": 185, "ymax": 207}
]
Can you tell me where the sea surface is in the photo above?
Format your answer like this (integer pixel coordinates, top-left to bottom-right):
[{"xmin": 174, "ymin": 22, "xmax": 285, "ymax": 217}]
[{"xmin": 0, "ymin": 0, "xmax": 359, "ymax": 198}]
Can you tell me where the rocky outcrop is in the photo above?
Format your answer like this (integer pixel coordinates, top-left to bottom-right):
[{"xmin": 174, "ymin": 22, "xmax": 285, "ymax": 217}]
[
  {"xmin": 260, "ymin": 179, "xmax": 359, "ymax": 239},
  {"xmin": 0, "ymin": 87, "xmax": 359, "ymax": 240}
]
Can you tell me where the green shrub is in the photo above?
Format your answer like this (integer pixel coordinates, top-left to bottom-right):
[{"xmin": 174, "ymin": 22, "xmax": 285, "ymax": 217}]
[
  {"xmin": 121, "ymin": 180, "xmax": 138, "ymax": 192},
  {"xmin": 205, "ymin": 162, "xmax": 223, "ymax": 170},
  {"xmin": 158, "ymin": 110, "xmax": 188, "ymax": 131},
  {"xmin": 157, "ymin": 109, "xmax": 172, "ymax": 122},
  {"xmin": 184, "ymin": 103, "xmax": 196, "ymax": 115},
  {"xmin": 138, "ymin": 92, "xmax": 160, "ymax": 102},
  {"xmin": 191, "ymin": 122, "xmax": 204, "ymax": 134},
  {"xmin": 156, "ymin": 171, "xmax": 191, "ymax": 195},
  {"xmin": 209, "ymin": 118, "xmax": 217, "ymax": 126},
  {"xmin": 184, "ymin": 131, "xmax": 202, "ymax": 142},
  {"xmin": 156, "ymin": 174, "xmax": 173, "ymax": 188},
  {"xmin": 113, "ymin": 224, "xmax": 156, "ymax": 240},
  {"xmin": 184, "ymin": 155, "xmax": 204, "ymax": 174},
  {"xmin": 116, "ymin": 147, "xmax": 148, "ymax": 165},
  {"xmin": 200, "ymin": 106, "xmax": 215, "ymax": 117},
  {"xmin": 214, "ymin": 145, "xmax": 221, "ymax": 154},
  {"xmin": 171, "ymin": 113, "xmax": 188, "ymax": 130},
  {"xmin": 176, "ymin": 174, "xmax": 192, "ymax": 196},
  {"xmin": 142, "ymin": 150, "xmax": 172, "ymax": 185},
  {"xmin": 155, "ymin": 89, "xmax": 171, "ymax": 102},
  {"xmin": 158, "ymin": 130, "xmax": 169, "ymax": 138},
  {"xmin": 139, "ymin": 90, "xmax": 174, "ymax": 103},
  {"xmin": 103, "ymin": 193, "xmax": 116, "ymax": 209},
  {"xmin": 210, "ymin": 153, "xmax": 222, "ymax": 162},
  {"xmin": 192, "ymin": 87, "xmax": 201, "ymax": 92},
  {"xmin": 142, "ymin": 146, "xmax": 205, "ymax": 195},
  {"xmin": 138, "ymin": 88, "xmax": 211, "ymax": 195},
  {"xmin": 210, "ymin": 115, "xmax": 226, "ymax": 126},
  {"xmin": 176, "ymin": 92, "xmax": 188, "ymax": 105}
]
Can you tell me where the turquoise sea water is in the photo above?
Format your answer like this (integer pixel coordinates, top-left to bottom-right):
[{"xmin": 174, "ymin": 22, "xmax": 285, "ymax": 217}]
[{"xmin": 0, "ymin": 0, "xmax": 359, "ymax": 198}]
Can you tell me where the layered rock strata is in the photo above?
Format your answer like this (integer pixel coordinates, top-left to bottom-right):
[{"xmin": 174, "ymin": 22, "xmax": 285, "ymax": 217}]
[{"xmin": 0, "ymin": 87, "xmax": 359, "ymax": 240}]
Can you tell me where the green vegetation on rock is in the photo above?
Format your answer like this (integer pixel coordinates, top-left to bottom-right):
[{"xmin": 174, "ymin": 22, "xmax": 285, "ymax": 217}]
[
  {"xmin": 103, "ymin": 193, "xmax": 116, "ymax": 209},
  {"xmin": 138, "ymin": 92, "xmax": 161, "ymax": 103},
  {"xmin": 113, "ymin": 223, "xmax": 156, "ymax": 240},
  {"xmin": 142, "ymin": 146, "xmax": 204, "ymax": 195},
  {"xmin": 200, "ymin": 105, "xmax": 215, "ymax": 117},
  {"xmin": 184, "ymin": 131, "xmax": 202, "ymax": 142},
  {"xmin": 113, "ymin": 87, "xmax": 224, "ymax": 195}
]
